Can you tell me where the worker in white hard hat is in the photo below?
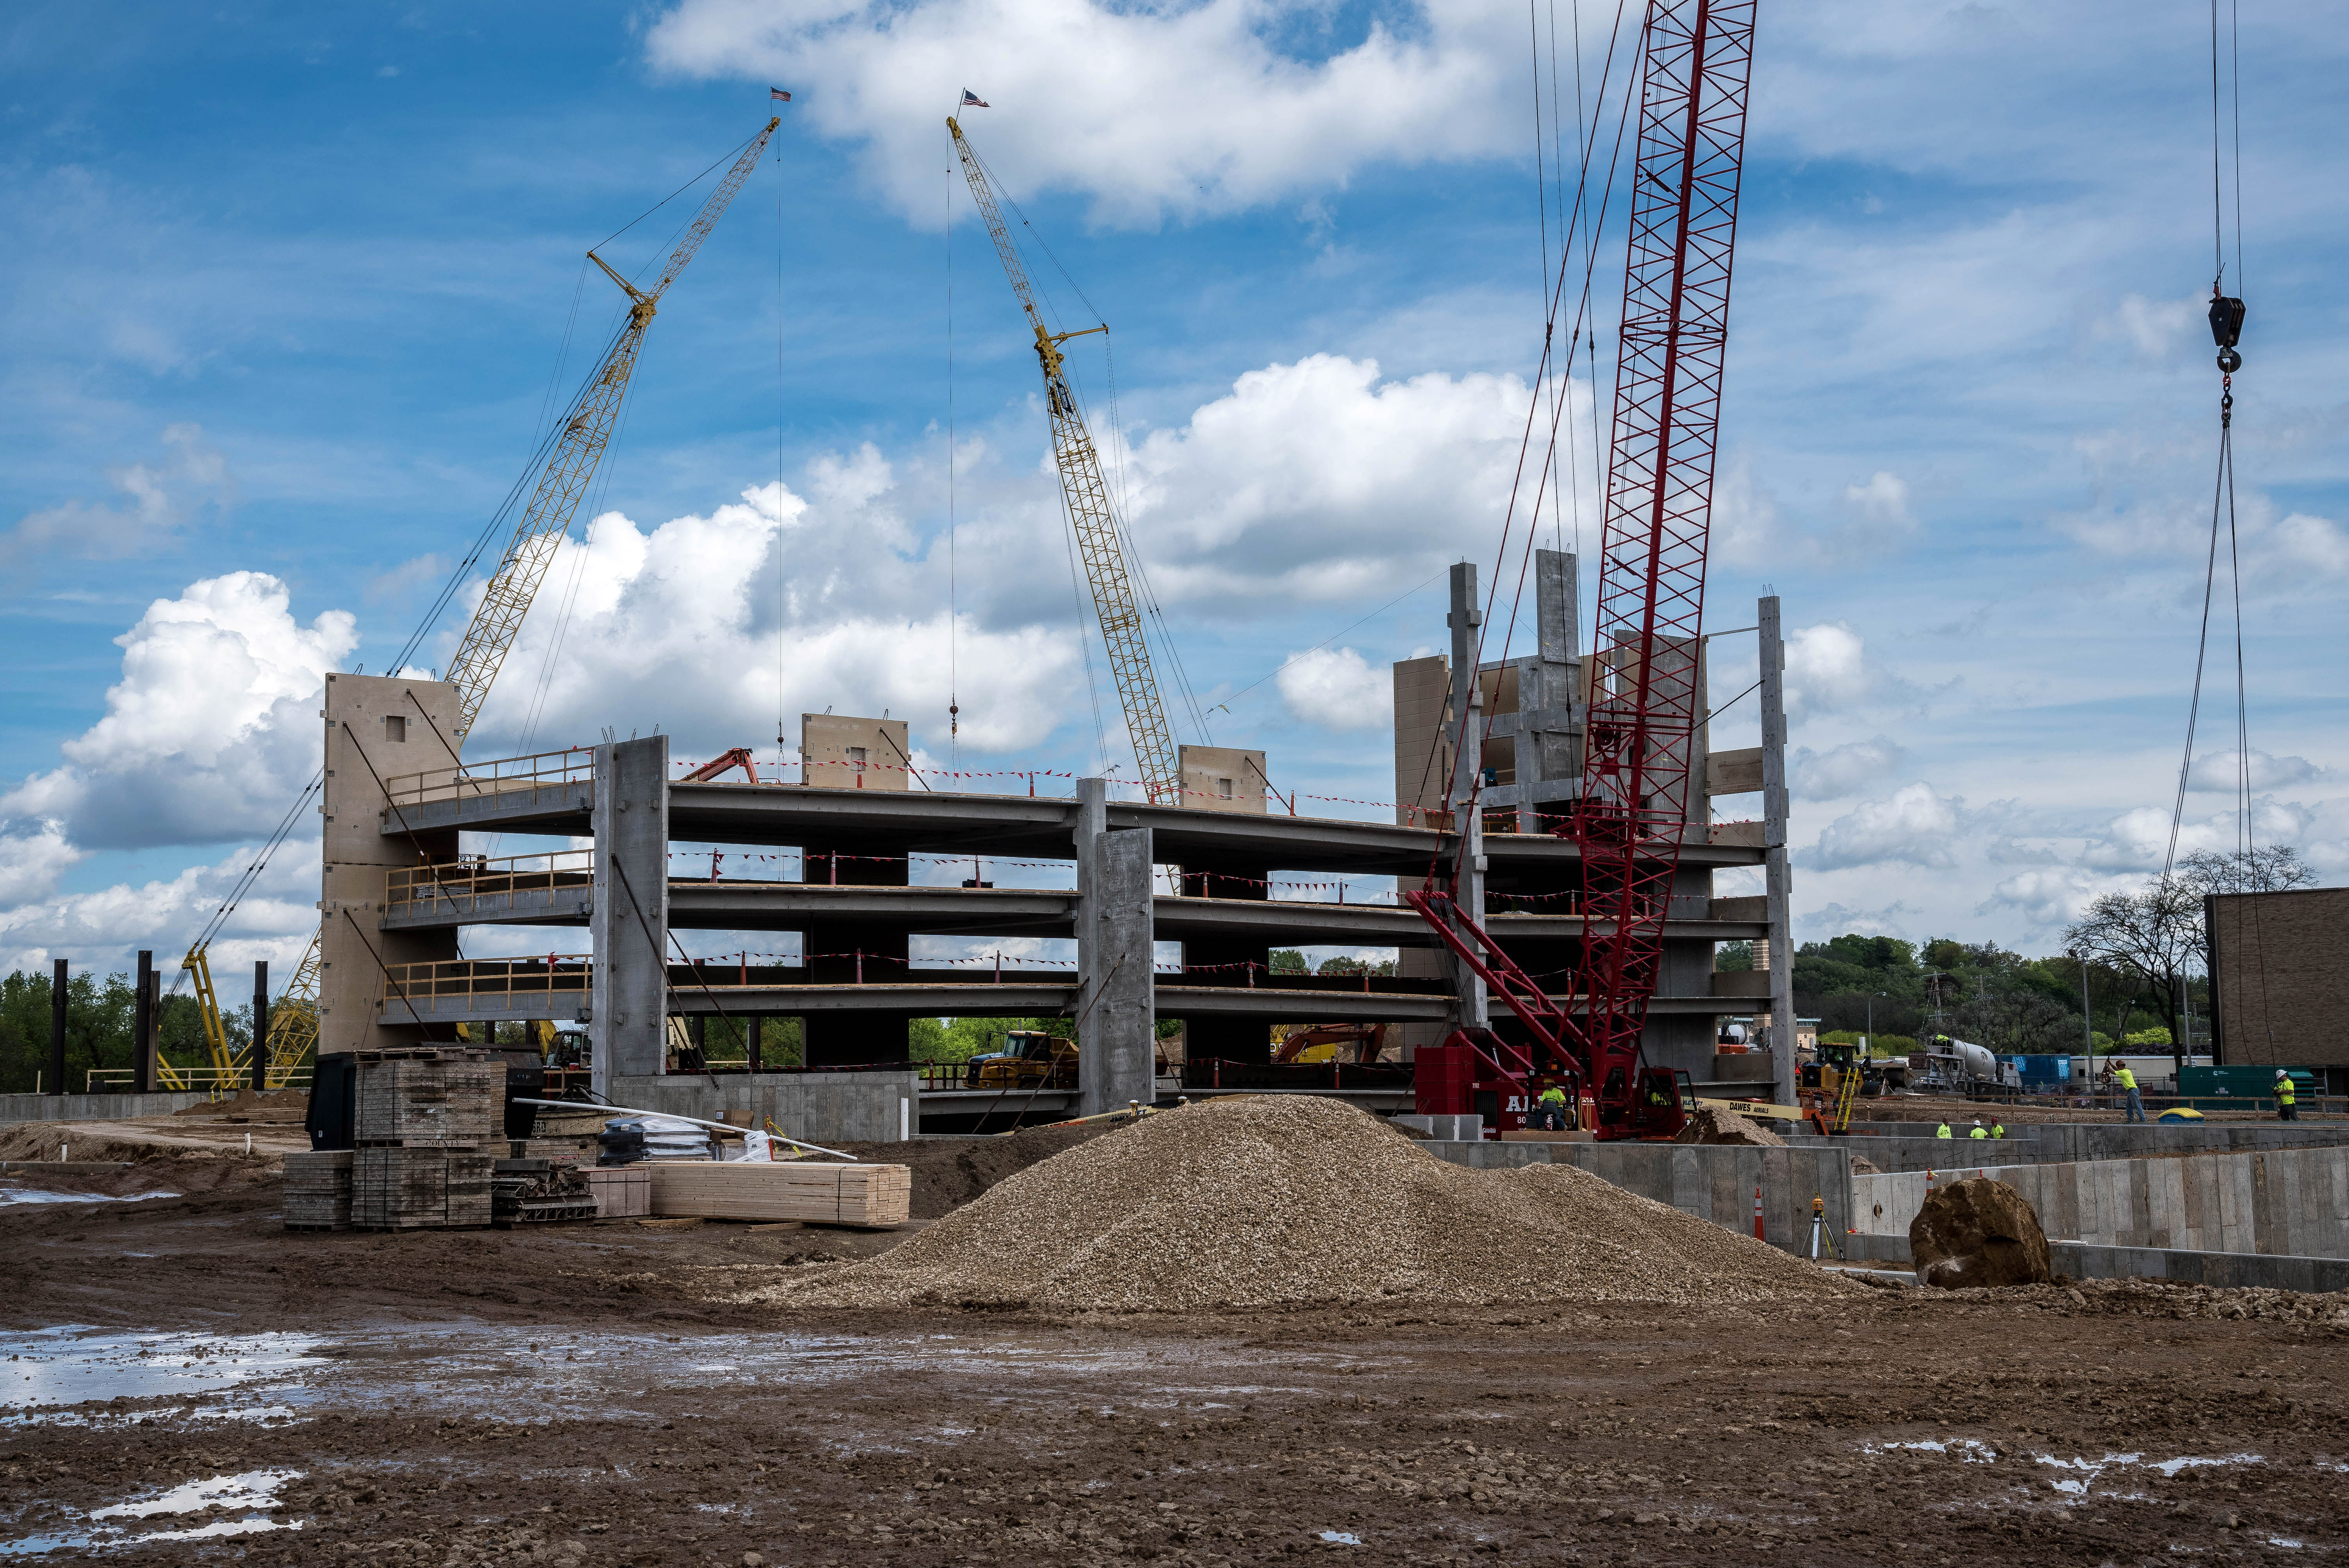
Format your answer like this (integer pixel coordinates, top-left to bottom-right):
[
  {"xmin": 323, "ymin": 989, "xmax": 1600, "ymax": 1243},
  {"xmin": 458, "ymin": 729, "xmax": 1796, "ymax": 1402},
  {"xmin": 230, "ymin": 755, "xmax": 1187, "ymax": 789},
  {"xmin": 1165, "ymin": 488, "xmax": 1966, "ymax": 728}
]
[
  {"xmin": 2275, "ymin": 1069, "xmax": 2299, "ymax": 1122},
  {"xmin": 1968, "ymin": 1119, "xmax": 1989, "ymax": 1140}
]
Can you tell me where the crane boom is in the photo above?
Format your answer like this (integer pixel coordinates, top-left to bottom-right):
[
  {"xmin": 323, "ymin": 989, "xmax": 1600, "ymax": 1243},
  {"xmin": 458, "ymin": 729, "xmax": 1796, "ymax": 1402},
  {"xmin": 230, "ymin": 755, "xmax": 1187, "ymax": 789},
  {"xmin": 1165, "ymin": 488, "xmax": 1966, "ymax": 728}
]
[
  {"xmin": 444, "ymin": 114, "xmax": 782, "ymax": 742},
  {"xmin": 192, "ymin": 116, "xmax": 782, "ymax": 1094},
  {"xmin": 1572, "ymin": 0, "xmax": 1756, "ymax": 1124},
  {"xmin": 948, "ymin": 117, "xmax": 1182, "ymax": 806}
]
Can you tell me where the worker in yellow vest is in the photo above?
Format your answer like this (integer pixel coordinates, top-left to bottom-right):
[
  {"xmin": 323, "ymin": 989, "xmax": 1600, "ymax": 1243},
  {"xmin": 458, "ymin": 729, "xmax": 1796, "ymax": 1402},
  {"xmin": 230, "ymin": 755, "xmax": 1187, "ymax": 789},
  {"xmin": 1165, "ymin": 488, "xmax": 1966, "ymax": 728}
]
[
  {"xmin": 2112, "ymin": 1063, "xmax": 2144, "ymax": 1124},
  {"xmin": 2274, "ymin": 1070, "xmax": 2299, "ymax": 1122},
  {"xmin": 1935, "ymin": 1121, "xmax": 1953, "ymax": 1139},
  {"xmin": 1536, "ymin": 1083, "xmax": 1569, "ymax": 1132},
  {"xmin": 1991, "ymin": 1121, "xmax": 2006, "ymax": 1140},
  {"xmin": 1968, "ymin": 1119, "xmax": 1989, "ymax": 1140}
]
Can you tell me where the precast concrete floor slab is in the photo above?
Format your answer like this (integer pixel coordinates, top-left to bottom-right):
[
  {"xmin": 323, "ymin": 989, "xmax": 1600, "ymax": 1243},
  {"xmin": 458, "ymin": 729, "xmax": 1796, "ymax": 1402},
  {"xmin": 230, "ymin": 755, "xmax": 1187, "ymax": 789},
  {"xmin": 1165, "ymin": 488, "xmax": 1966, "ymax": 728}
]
[{"xmin": 3, "ymin": 1166, "xmax": 2347, "ymax": 1565}]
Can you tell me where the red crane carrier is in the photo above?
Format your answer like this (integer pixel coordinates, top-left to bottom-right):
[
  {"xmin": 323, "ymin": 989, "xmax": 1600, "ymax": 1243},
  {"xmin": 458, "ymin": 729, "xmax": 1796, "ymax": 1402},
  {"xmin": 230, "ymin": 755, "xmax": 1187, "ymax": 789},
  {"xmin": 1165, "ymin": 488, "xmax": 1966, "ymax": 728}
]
[{"xmin": 1412, "ymin": 0, "xmax": 1757, "ymax": 1140}]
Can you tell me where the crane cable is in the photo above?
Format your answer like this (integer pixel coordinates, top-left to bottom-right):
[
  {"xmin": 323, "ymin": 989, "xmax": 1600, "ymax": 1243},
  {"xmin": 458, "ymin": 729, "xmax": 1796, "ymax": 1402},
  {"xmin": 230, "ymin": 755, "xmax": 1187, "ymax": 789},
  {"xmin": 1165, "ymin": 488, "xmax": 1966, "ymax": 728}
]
[{"xmin": 2160, "ymin": 0, "xmax": 2250, "ymax": 893}]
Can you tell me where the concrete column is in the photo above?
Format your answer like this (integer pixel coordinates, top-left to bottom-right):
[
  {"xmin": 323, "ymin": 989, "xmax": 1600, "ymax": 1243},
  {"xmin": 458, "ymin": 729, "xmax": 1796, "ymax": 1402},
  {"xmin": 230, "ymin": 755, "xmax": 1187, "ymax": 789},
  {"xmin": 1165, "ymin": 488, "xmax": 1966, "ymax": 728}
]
[
  {"xmin": 1758, "ymin": 594, "xmax": 1796, "ymax": 1109},
  {"xmin": 1446, "ymin": 562, "xmax": 1489, "ymax": 1030},
  {"xmin": 316, "ymin": 673, "xmax": 462, "ymax": 1055},
  {"xmin": 1512, "ymin": 547, "xmax": 1581, "ymax": 832},
  {"xmin": 590, "ymin": 734, "xmax": 670, "ymax": 1095},
  {"xmin": 1078, "ymin": 820, "xmax": 1157, "ymax": 1117},
  {"xmin": 250, "ymin": 961, "xmax": 269, "ymax": 1091},
  {"xmin": 134, "ymin": 951, "xmax": 155, "ymax": 1095},
  {"xmin": 50, "ymin": 957, "xmax": 66, "ymax": 1095}
]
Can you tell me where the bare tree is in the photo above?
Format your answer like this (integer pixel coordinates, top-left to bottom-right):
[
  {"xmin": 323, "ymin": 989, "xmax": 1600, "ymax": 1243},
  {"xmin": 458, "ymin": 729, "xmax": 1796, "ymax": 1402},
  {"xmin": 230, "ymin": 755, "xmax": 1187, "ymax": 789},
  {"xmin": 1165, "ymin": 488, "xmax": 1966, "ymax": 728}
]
[
  {"xmin": 2064, "ymin": 880, "xmax": 2205, "ymax": 1079},
  {"xmin": 2178, "ymin": 844, "xmax": 2317, "ymax": 897}
]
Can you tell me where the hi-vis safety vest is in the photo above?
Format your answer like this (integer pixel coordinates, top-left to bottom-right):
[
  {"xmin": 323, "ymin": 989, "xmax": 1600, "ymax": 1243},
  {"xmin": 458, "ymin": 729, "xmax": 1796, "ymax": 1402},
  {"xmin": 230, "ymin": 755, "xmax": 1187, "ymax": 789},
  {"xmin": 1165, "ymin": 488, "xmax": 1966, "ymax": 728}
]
[
  {"xmin": 2276, "ymin": 1077, "xmax": 2297, "ymax": 1105},
  {"xmin": 1539, "ymin": 1087, "xmax": 1567, "ymax": 1107},
  {"xmin": 1935, "ymin": 1124, "xmax": 1953, "ymax": 1139},
  {"xmin": 1969, "ymin": 1125, "xmax": 1989, "ymax": 1139},
  {"xmin": 2113, "ymin": 1067, "xmax": 2138, "ymax": 1090}
]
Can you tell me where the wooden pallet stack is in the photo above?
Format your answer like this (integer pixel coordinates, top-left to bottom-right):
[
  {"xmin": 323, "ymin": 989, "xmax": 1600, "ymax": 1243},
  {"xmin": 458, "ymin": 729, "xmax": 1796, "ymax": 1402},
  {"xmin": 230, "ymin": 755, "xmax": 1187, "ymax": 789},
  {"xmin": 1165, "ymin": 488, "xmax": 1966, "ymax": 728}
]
[
  {"xmin": 646, "ymin": 1161, "xmax": 911, "ymax": 1227},
  {"xmin": 349, "ymin": 1047, "xmax": 498, "ymax": 1230},
  {"xmin": 282, "ymin": 1150, "xmax": 354, "ymax": 1230},
  {"xmin": 582, "ymin": 1166, "xmax": 652, "ymax": 1218}
]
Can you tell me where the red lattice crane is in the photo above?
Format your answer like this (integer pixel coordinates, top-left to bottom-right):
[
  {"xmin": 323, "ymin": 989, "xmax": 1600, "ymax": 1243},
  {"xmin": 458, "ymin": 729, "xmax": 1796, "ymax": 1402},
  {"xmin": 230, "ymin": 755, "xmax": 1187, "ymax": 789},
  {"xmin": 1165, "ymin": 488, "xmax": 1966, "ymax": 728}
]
[{"xmin": 1412, "ymin": 0, "xmax": 1756, "ymax": 1139}]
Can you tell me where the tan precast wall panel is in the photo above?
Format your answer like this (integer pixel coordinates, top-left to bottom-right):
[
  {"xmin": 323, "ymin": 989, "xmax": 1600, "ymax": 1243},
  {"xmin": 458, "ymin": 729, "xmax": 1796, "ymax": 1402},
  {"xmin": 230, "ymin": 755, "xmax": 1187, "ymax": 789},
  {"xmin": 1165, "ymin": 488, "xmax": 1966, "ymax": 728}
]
[
  {"xmin": 1391, "ymin": 656, "xmax": 1451, "ymax": 828},
  {"xmin": 800, "ymin": 714, "xmax": 910, "ymax": 791},
  {"xmin": 1707, "ymin": 747, "xmax": 1764, "ymax": 796},
  {"xmin": 1177, "ymin": 745, "xmax": 1268, "ymax": 814},
  {"xmin": 2210, "ymin": 887, "xmax": 2349, "ymax": 1067},
  {"xmin": 317, "ymin": 674, "xmax": 462, "ymax": 1055}
]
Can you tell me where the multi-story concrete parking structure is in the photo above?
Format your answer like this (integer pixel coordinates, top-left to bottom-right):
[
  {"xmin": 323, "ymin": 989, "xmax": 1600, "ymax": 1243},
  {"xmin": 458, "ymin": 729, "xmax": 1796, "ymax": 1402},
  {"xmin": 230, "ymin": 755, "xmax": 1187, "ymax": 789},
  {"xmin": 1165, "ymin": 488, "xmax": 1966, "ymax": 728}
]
[{"xmin": 312, "ymin": 553, "xmax": 1792, "ymax": 1136}]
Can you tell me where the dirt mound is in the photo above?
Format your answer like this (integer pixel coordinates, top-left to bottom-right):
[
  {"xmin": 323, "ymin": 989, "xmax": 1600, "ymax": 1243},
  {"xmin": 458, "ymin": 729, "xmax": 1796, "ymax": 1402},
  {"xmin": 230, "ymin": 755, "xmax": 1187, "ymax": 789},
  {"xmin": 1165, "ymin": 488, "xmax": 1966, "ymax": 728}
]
[
  {"xmin": 834, "ymin": 1123, "xmax": 1115, "ymax": 1219},
  {"xmin": 1911, "ymin": 1176, "xmax": 2051, "ymax": 1289},
  {"xmin": 1848, "ymin": 1153, "xmax": 1884, "ymax": 1175},
  {"xmin": 174, "ymin": 1087, "xmax": 308, "ymax": 1118},
  {"xmin": 753, "ymin": 1096, "xmax": 1850, "ymax": 1312},
  {"xmin": 0, "ymin": 1121, "xmax": 281, "ymax": 1190},
  {"xmin": 1674, "ymin": 1106, "xmax": 1786, "ymax": 1146}
]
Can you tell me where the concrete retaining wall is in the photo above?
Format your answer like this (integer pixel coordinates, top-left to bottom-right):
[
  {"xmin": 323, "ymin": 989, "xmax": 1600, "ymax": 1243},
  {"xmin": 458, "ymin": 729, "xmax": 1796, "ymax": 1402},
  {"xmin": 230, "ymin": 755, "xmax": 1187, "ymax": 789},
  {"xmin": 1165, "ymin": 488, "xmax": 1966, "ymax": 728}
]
[
  {"xmin": 0, "ymin": 1091, "xmax": 213, "ymax": 1125},
  {"xmin": 606, "ymin": 1072, "xmax": 919, "ymax": 1146},
  {"xmin": 1816, "ymin": 1121, "xmax": 2349, "ymax": 1173},
  {"xmin": 1426, "ymin": 1139, "xmax": 1853, "ymax": 1254},
  {"xmin": 1852, "ymin": 1144, "xmax": 2349, "ymax": 1259},
  {"xmin": 1841, "ymin": 1234, "xmax": 2349, "ymax": 1293}
]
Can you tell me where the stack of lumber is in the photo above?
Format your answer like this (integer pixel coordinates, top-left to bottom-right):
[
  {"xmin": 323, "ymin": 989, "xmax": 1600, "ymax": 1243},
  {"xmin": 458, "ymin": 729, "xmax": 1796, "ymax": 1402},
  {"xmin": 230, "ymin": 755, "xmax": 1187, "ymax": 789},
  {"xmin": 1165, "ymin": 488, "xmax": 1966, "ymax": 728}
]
[
  {"xmin": 353, "ymin": 1048, "xmax": 499, "ymax": 1146},
  {"xmin": 354, "ymin": 1147, "xmax": 493, "ymax": 1229},
  {"xmin": 583, "ymin": 1166, "xmax": 651, "ymax": 1219},
  {"xmin": 345, "ymin": 1047, "xmax": 498, "ymax": 1231},
  {"xmin": 646, "ymin": 1160, "xmax": 911, "ymax": 1228},
  {"xmin": 283, "ymin": 1150, "xmax": 354, "ymax": 1230}
]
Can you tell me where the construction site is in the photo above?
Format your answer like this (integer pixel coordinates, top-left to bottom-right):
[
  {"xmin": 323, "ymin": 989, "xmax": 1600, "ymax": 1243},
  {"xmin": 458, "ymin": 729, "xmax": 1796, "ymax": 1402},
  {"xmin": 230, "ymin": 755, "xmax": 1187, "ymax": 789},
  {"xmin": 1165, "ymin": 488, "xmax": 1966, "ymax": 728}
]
[{"xmin": 7, "ymin": 3, "xmax": 2348, "ymax": 1564}]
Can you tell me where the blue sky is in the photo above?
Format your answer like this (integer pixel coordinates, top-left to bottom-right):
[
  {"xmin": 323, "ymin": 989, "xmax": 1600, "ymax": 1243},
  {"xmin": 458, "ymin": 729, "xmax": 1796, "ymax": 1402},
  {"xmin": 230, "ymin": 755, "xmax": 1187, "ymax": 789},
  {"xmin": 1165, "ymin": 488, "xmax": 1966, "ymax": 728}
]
[{"xmin": 3, "ymin": 0, "xmax": 2344, "ymax": 978}]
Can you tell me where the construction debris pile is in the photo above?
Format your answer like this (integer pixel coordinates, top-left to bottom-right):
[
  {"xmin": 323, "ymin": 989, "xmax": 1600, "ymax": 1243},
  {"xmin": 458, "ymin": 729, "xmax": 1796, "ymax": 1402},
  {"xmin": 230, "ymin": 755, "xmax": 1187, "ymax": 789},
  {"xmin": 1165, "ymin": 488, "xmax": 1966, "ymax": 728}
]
[
  {"xmin": 1673, "ymin": 1106, "xmax": 1786, "ymax": 1147},
  {"xmin": 753, "ymin": 1097, "xmax": 1852, "ymax": 1313}
]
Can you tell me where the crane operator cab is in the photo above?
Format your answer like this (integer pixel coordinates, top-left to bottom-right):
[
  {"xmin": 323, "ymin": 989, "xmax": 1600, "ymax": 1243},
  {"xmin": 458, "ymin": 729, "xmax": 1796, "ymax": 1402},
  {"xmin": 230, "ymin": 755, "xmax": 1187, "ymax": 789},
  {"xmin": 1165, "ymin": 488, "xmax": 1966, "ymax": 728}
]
[{"xmin": 1630, "ymin": 1067, "xmax": 1694, "ymax": 1139}]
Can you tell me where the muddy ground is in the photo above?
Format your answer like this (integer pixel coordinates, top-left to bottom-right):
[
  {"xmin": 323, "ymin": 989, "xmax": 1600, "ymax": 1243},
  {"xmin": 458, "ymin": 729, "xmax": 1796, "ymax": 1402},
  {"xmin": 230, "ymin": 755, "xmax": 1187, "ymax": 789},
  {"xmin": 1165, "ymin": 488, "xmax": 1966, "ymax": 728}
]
[{"xmin": 4, "ymin": 1144, "xmax": 2347, "ymax": 1565}]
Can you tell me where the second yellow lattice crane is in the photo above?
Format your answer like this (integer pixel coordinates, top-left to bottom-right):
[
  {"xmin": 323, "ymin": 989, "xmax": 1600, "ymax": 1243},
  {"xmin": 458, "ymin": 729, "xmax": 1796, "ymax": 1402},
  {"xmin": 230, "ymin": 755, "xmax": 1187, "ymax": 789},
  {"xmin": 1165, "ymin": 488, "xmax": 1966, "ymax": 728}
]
[
  {"xmin": 167, "ymin": 115, "xmax": 784, "ymax": 1093},
  {"xmin": 949, "ymin": 116, "xmax": 1182, "ymax": 806}
]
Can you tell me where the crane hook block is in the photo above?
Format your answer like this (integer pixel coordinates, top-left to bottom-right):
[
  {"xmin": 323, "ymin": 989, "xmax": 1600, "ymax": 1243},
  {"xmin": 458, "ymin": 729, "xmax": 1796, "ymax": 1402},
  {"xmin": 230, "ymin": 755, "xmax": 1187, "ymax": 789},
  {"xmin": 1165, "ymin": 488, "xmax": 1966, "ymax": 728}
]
[{"xmin": 2209, "ymin": 294, "xmax": 2246, "ymax": 347}]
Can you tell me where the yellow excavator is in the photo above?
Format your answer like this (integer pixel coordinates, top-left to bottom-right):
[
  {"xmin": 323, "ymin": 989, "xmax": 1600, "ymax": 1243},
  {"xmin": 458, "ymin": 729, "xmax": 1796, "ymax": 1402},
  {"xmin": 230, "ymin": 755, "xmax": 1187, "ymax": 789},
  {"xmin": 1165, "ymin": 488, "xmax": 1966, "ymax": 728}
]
[{"xmin": 163, "ymin": 116, "xmax": 784, "ymax": 1093}]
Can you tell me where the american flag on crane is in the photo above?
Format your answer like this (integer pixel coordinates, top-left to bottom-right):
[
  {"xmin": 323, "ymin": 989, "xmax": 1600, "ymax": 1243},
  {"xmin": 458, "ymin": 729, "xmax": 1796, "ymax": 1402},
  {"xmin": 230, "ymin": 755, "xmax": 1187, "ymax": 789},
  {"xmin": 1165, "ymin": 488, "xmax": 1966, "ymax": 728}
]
[
  {"xmin": 770, "ymin": 87, "xmax": 792, "ymax": 101},
  {"xmin": 961, "ymin": 89, "xmax": 989, "ymax": 107}
]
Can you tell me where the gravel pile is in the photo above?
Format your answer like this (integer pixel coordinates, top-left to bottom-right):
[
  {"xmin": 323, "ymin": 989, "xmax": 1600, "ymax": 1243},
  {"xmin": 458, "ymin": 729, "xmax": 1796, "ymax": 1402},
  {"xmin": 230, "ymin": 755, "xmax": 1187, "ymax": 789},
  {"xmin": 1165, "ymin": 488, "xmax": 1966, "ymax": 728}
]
[{"xmin": 752, "ymin": 1096, "xmax": 1850, "ymax": 1312}]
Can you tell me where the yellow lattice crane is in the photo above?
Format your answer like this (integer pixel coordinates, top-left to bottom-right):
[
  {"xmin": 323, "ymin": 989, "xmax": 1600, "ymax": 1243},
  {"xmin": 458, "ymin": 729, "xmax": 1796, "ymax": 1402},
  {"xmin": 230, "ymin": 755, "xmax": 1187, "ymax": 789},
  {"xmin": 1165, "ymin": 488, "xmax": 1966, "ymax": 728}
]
[
  {"xmin": 171, "ymin": 116, "xmax": 783, "ymax": 1093},
  {"xmin": 949, "ymin": 117, "xmax": 1182, "ymax": 806}
]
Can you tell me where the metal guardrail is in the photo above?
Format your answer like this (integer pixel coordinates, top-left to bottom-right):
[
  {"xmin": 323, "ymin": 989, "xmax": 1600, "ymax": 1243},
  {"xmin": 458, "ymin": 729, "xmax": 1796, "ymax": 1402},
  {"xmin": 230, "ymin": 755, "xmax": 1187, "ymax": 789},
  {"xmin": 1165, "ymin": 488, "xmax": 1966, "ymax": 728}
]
[
  {"xmin": 84, "ymin": 1066, "xmax": 313, "ymax": 1095},
  {"xmin": 383, "ymin": 748, "xmax": 594, "ymax": 810},
  {"xmin": 379, "ymin": 955, "xmax": 593, "ymax": 1007},
  {"xmin": 386, "ymin": 850, "xmax": 594, "ymax": 916}
]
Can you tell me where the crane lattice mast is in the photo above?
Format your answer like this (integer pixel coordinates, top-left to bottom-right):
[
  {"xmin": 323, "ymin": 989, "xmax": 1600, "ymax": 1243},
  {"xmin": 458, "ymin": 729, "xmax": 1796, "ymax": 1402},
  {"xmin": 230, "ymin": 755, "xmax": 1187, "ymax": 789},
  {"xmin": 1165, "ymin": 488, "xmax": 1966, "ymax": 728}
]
[
  {"xmin": 948, "ymin": 117, "xmax": 1182, "ymax": 806},
  {"xmin": 1572, "ymin": 0, "xmax": 1757, "ymax": 1116},
  {"xmin": 199, "ymin": 116, "xmax": 781, "ymax": 1090},
  {"xmin": 445, "ymin": 115, "xmax": 783, "ymax": 741}
]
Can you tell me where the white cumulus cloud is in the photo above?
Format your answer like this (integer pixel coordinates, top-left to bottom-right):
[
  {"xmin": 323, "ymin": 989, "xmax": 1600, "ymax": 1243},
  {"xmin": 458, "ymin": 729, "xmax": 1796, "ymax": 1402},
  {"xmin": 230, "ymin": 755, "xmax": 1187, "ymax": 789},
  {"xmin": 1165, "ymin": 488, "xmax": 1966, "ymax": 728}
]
[
  {"xmin": 645, "ymin": 0, "xmax": 1529, "ymax": 225},
  {"xmin": 2, "ymin": 572, "xmax": 355, "ymax": 852},
  {"xmin": 1790, "ymin": 736, "xmax": 1905, "ymax": 801},
  {"xmin": 1275, "ymin": 647, "xmax": 1388, "ymax": 731},
  {"xmin": 1804, "ymin": 782, "xmax": 1963, "ymax": 870}
]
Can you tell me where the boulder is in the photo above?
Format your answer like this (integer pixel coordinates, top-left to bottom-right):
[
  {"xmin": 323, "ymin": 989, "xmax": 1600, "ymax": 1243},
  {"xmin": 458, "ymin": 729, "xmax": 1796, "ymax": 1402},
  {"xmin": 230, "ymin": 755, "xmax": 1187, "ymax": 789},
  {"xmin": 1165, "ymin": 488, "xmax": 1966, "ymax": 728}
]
[
  {"xmin": 1673, "ymin": 1106, "xmax": 1786, "ymax": 1147},
  {"xmin": 1909, "ymin": 1176, "xmax": 2051, "ymax": 1288}
]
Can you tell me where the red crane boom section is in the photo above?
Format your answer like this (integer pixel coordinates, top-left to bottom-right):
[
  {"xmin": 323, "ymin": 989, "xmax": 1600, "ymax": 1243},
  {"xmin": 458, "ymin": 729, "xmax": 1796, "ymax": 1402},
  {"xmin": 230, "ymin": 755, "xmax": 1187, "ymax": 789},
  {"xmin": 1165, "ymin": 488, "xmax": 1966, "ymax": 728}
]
[{"xmin": 1572, "ymin": 0, "xmax": 1755, "ymax": 1126}]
